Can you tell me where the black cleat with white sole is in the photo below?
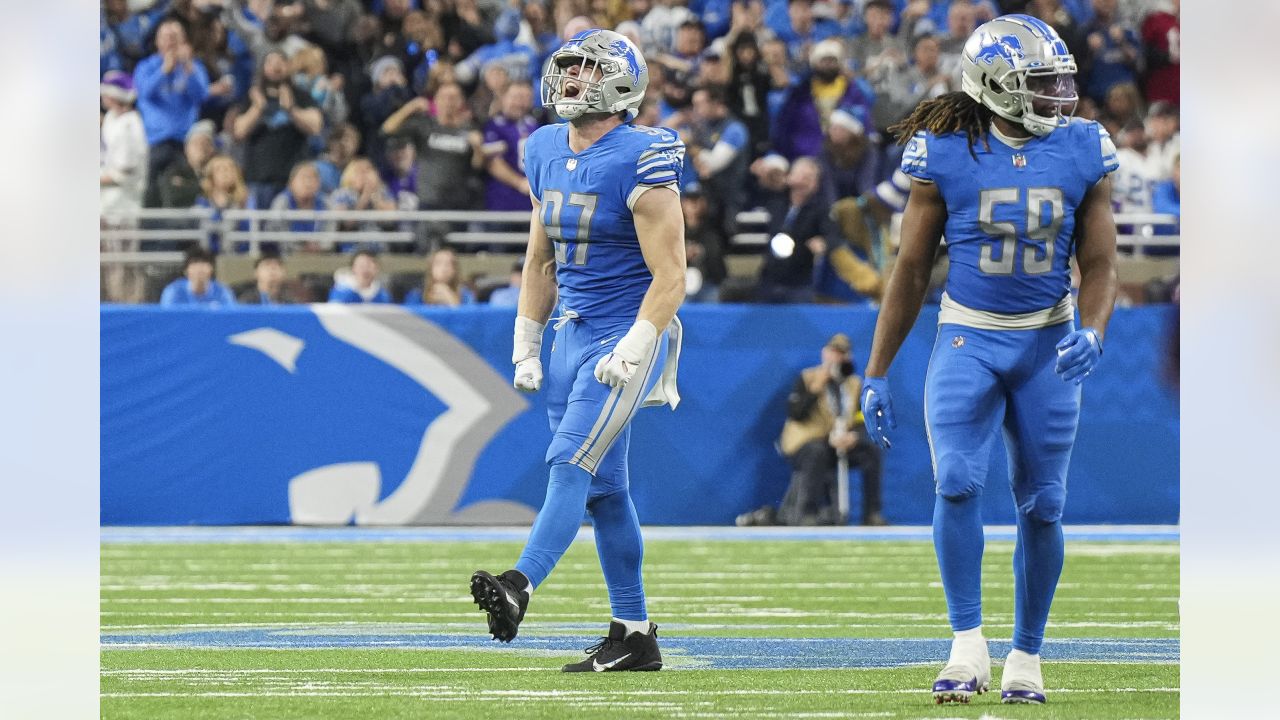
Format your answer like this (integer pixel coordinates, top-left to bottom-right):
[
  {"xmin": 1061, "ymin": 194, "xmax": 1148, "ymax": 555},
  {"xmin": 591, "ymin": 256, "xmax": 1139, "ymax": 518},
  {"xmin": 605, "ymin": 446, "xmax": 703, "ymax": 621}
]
[
  {"xmin": 562, "ymin": 620, "xmax": 663, "ymax": 673},
  {"xmin": 469, "ymin": 569, "xmax": 529, "ymax": 643}
]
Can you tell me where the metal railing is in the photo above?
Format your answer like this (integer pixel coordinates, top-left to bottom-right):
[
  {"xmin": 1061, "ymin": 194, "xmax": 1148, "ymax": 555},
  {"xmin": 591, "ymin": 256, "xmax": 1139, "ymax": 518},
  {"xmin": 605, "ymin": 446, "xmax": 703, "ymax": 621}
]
[{"xmin": 98, "ymin": 207, "xmax": 1181, "ymax": 262}]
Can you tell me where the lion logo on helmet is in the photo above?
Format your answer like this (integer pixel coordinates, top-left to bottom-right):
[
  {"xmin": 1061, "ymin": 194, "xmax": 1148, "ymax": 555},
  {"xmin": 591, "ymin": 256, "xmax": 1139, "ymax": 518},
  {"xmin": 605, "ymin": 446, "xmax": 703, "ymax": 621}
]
[{"xmin": 975, "ymin": 34, "xmax": 1026, "ymax": 66}]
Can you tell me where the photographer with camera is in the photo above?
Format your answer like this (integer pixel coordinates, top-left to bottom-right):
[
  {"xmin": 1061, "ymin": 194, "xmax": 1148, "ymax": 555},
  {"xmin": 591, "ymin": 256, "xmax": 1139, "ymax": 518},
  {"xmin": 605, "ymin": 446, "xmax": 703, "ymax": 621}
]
[{"xmin": 741, "ymin": 333, "xmax": 887, "ymax": 527}]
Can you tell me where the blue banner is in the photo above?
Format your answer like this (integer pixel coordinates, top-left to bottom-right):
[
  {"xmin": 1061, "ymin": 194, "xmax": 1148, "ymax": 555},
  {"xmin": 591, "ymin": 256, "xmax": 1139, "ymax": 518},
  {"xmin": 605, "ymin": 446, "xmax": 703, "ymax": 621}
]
[{"xmin": 101, "ymin": 304, "xmax": 1179, "ymax": 525}]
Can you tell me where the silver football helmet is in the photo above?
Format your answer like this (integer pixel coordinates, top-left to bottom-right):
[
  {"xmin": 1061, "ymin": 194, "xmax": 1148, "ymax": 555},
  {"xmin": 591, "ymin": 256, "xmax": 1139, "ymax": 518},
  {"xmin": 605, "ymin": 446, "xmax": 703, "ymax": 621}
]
[
  {"xmin": 541, "ymin": 29, "xmax": 648, "ymax": 121},
  {"xmin": 960, "ymin": 14, "xmax": 1079, "ymax": 137}
]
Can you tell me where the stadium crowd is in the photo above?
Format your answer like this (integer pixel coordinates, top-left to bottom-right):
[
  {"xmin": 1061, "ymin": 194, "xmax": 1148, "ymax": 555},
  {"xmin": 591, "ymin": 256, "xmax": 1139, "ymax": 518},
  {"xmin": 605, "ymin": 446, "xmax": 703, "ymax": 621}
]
[{"xmin": 100, "ymin": 0, "xmax": 1180, "ymax": 306}]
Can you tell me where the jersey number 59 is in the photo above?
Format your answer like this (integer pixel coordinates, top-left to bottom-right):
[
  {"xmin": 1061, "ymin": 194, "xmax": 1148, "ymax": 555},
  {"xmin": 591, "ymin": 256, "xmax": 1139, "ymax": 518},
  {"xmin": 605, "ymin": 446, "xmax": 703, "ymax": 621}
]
[{"xmin": 977, "ymin": 187, "xmax": 1065, "ymax": 276}]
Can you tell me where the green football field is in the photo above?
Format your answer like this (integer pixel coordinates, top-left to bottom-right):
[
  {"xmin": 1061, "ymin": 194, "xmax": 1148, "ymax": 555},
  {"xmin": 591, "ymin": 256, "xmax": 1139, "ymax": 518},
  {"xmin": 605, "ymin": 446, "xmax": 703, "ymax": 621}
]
[{"xmin": 101, "ymin": 527, "xmax": 1179, "ymax": 719}]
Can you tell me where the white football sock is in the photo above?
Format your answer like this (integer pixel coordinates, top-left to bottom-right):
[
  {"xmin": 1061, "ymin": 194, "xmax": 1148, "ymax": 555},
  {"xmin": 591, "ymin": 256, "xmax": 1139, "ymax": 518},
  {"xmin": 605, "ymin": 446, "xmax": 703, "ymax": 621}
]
[
  {"xmin": 614, "ymin": 617, "xmax": 651, "ymax": 635},
  {"xmin": 1005, "ymin": 648, "xmax": 1040, "ymax": 671},
  {"xmin": 948, "ymin": 626, "xmax": 986, "ymax": 664}
]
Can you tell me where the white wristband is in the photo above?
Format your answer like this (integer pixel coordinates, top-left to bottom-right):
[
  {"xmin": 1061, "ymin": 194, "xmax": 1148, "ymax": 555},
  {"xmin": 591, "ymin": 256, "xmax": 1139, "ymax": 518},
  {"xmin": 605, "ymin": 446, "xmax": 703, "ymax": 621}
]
[
  {"xmin": 513, "ymin": 316, "xmax": 545, "ymax": 364},
  {"xmin": 612, "ymin": 320, "xmax": 658, "ymax": 365}
]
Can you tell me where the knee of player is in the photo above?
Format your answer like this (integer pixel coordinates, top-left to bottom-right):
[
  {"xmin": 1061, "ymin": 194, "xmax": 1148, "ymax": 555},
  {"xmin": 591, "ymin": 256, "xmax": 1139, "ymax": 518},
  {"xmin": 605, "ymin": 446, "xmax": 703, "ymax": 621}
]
[
  {"xmin": 545, "ymin": 436, "xmax": 587, "ymax": 468},
  {"xmin": 1021, "ymin": 487, "xmax": 1067, "ymax": 524},
  {"xmin": 934, "ymin": 453, "xmax": 984, "ymax": 500}
]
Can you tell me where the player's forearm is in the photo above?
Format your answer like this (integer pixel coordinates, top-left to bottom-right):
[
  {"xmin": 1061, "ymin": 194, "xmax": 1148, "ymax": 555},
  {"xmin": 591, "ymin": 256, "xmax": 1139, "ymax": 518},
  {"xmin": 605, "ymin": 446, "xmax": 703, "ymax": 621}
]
[
  {"xmin": 1075, "ymin": 175, "xmax": 1120, "ymax": 339},
  {"xmin": 517, "ymin": 211, "xmax": 557, "ymax": 324},
  {"xmin": 517, "ymin": 268, "xmax": 557, "ymax": 324},
  {"xmin": 864, "ymin": 255, "xmax": 931, "ymax": 377},
  {"xmin": 1076, "ymin": 262, "xmax": 1117, "ymax": 340},
  {"xmin": 635, "ymin": 270, "xmax": 685, "ymax": 332}
]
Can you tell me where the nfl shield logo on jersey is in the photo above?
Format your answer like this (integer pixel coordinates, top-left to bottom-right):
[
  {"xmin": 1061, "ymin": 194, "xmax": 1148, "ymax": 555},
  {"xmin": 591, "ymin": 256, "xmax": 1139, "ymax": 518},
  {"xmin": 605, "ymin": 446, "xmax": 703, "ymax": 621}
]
[
  {"xmin": 566, "ymin": 158, "xmax": 578, "ymax": 171},
  {"xmin": 1012, "ymin": 153, "xmax": 1027, "ymax": 168}
]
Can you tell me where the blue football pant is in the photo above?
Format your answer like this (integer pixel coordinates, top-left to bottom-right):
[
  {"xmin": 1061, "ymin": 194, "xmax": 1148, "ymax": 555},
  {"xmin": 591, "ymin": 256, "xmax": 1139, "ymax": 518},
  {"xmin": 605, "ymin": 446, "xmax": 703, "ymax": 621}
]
[
  {"xmin": 514, "ymin": 316, "xmax": 667, "ymax": 622},
  {"xmin": 925, "ymin": 321, "xmax": 1080, "ymax": 655}
]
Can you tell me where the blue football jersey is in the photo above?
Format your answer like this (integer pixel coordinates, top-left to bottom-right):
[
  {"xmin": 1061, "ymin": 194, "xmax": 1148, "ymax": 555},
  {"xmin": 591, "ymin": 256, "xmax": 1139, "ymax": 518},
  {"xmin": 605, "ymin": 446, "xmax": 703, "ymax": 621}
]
[
  {"xmin": 901, "ymin": 118, "xmax": 1118, "ymax": 314},
  {"xmin": 523, "ymin": 122, "xmax": 684, "ymax": 318}
]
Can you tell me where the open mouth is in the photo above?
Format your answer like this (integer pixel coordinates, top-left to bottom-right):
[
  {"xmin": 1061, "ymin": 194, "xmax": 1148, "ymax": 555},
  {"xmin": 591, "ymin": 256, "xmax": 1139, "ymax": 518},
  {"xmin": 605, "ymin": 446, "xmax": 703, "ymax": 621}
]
[{"xmin": 562, "ymin": 82, "xmax": 582, "ymax": 99}]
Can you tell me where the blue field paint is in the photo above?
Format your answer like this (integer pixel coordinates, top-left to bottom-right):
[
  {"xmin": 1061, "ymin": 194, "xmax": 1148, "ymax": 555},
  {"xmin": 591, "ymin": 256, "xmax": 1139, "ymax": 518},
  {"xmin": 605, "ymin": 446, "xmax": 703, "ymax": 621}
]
[
  {"xmin": 101, "ymin": 525, "xmax": 1181, "ymax": 545},
  {"xmin": 100, "ymin": 628, "xmax": 1178, "ymax": 669}
]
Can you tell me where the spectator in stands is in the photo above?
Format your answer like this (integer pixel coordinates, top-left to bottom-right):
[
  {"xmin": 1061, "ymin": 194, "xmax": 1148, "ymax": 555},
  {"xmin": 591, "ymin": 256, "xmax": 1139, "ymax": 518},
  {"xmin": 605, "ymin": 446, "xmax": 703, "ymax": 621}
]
[
  {"xmin": 404, "ymin": 247, "xmax": 477, "ymax": 306},
  {"xmin": 818, "ymin": 108, "xmax": 878, "ymax": 203},
  {"xmin": 1080, "ymin": 0, "xmax": 1142, "ymax": 104},
  {"xmin": 328, "ymin": 249, "xmax": 392, "ymax": 303},
  {"xmin": 290, "ymin": 44, "xmax": 350, "ymax": 130},
  {"xmin": 361, "ymin": 56, "xmax": 415, "ymax": 170},
  {"xmin": 757, "ymin": 157, "xmax": 834, "ymax": 304},
  {"xmin": 1150, "ymin": 152, "xmax": 1180, "ymax": 250},
  {"xmin": 724, "ymin": 31, "xmax": 778, "ymax": 158},
  {"xmin": 775, "ymin": 333, "xmax": 885, "ymax": 526},
  {"xmin": 160, "ymin": 248, "xmax": 237, "ymax": 306},
  {"xmin": 819, "ymin": 194, "xmax": 888, "ymax": 304},
  {"xmin": 771, "ymin": 38, "xmax": 874, "ymax": 161},
  {"xmin": 101, "ymin": 70, "xmax": 149, "ymax": 304},
  {"xmin": 158, "ymin": 120, "xmax": 217, "ymax": 210},
  {"xmin": 1141, "ymin": 0, "xmax": 1179, "ymax": 106},
  {"xmin": 850, "ymin": 0, "xmax": 906, "ymax": 77},
  {"xmin": 519, "ymin": 0, "xmax": 562, "ymax": 69},
  {"xmin": 1026, "ymin": 0, "xmax": 1087, "ymax": 63},
  {"xmin": 487, "ymin": 260, "xmax": 524, "ymax": 307},
  {"xmin": 233, "ymin": 50, "xmax": 325, "ymax": 209},
  {"xmin": 1110, "ymin": 121, "xmax": 1159, "ymax": 219},
  {"xmin": 195, "ymin": 155, "xmax": 251, "ymax": 217},
  {"xmin": 101, "ymin": 71, "xmax": 149, "ymax": 220},
  {"xmin": 194, "ymin": 154, "xmax": 253, "ymax": 254},
  {"xmin": 454, "ymin": 8, "xmax": 539, "ymax": 90},
  {"xmin": 682, "ymin": 186, "xmax": 728, "ymax": 303},
  {"xmin": 688, "ymin": 84, "xmax": 750, "ymax": 235},
  {"xmin": 642, "ymin": 0, "xmax": 697, "ymax": 56},
  {"xmin": 102, "ymin": 0, "xmax": 166, "ymax": 73},
  {"xmin": 237, "ymin": 253, "xmax": 299, "ymax": 304},
  {"xmin": 384, "ymin": 81, "xmax": 485, "ymax": 212},
  {"xmin": 1101, "ymin": 81, "xmax": 1144, "ymax": 128},
  {"xmin": 482, "ymin": 83, "xmax": 539, "ymax": 212},
  {"xmin": 442, "ymin": 0, "xmax": 494, "ymax": 63},
  {"xmin": 268, "ymin": 162, "xmax": 330, "ymax": 239},
  {"xmin": 654, "ymin": 18, "xmax": 708, "ymax": 80},
  {"xmin": 301, "ymin": 0, "xmax": 364, "ymax": 59},
  {"xmin": 748, "ymin": 152, "xmax": 790, "ymax": 210},
  {"xmin": 314, "ymin": 123, "xmax": 361, "ymax": 195},
  {"xmin": 135, "ymin": 17, "xmax": 211, "ymax": 207},
  {"xmin": 329, "ymin": 158, "xmax": 414, "ymax": 241},
  {"xmin": 777, "ymin": 0, "xmax": 840, "ymax": 73},
  {"xmin": 869, "ymin": 33, "xmax": 950, "ymax": 137},
  {"xmin": 382, "ymin": 136, "xmax": 420, "ymax": 201},
  {"xmin": 936, "ymin": 0, "xmax": 978, "ymax": 80},
  {"xmin": 1145, "ymin": 100, "xmax": 1180, "ymax": 181}
]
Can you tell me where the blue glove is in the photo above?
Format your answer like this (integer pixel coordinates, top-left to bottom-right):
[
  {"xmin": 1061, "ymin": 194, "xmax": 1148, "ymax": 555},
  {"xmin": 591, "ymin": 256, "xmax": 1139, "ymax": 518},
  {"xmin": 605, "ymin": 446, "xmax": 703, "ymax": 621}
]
[
  {"xmin": 1055, "ymin": 327, "xmax": 1103, "ymax": 384},
  {"xmin": 860, "ymin": 376, "xmax": 895, "ymax": 449}
]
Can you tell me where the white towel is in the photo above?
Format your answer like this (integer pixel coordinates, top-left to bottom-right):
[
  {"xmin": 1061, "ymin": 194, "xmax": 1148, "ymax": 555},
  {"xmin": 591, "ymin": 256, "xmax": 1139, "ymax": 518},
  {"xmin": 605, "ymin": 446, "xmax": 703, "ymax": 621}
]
[{"xmin": 642, "ymin": 315, "xmax": 683, "ymax": 410}]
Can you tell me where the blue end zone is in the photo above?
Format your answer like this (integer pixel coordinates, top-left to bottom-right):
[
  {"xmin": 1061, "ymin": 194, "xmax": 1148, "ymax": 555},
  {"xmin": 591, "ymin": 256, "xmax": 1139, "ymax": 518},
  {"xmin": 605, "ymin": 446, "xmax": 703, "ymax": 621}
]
[
  {"xmin": 101, "ymin": 525, "xmax": 1181, "ymax": 544},
  {"xmin": 100, "ymin": 628, "xmax": 1179, "ymax": 669}
]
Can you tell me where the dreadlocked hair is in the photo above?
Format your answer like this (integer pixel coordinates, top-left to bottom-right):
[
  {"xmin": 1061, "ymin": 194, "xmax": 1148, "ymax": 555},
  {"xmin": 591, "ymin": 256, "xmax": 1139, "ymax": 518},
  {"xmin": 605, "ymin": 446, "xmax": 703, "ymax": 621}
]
[{"xmin": 888, "ymin": 91, "xmax": 994, "ymax": 159}]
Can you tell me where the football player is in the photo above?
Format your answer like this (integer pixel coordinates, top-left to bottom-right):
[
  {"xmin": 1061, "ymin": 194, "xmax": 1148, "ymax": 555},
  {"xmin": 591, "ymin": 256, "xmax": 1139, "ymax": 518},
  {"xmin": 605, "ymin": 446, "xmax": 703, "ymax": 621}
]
[
  {"xmin": 860, "ymin": 15, "xmax": 1119, "ymax": 705},
  {"xmin": 470, "ymin": 28, "xmax": 686, "ymax": 674}
]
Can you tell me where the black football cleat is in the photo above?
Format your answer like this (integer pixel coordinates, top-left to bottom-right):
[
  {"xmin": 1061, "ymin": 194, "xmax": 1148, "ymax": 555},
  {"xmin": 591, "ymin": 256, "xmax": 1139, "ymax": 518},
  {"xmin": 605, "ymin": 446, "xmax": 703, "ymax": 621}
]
[
  {"xmin": 469, "ymin": 569, "xmax": 529, "ymax": 643},
  {"xmin": 562, "ymin": 621, "xmax": 663, "ymax": 672}
]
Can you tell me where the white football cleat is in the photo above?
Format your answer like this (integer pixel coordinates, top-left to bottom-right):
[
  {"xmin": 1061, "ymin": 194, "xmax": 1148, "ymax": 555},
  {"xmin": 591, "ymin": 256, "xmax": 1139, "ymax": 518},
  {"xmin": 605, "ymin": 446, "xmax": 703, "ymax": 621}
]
[
  {"xmin": 1001, "ymin": 648, "xmax": 1046, "ymax": 704},
  {"xmin": 932, "ymin": 634, "xmax": 991, "ymax": 704}
]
